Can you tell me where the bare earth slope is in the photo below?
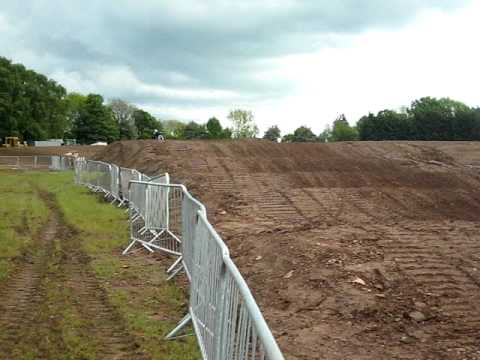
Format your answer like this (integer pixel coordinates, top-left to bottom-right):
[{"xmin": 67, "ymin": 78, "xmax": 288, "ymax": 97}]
[{"xmin": 95, "ymin": 140, "xmax": 480, "ymax": 360}]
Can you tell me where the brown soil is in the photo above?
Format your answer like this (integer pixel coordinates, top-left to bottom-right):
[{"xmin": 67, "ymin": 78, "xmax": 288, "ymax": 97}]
[
  {"xmin": 94, "ymin": 139, "xmax": 480, "ymax": 360},
  {"xmin": 0, "ymin": 191, "xmax": 148, "ymax": 359}
]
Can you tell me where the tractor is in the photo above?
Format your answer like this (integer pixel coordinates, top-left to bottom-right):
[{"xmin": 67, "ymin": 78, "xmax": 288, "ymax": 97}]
[{"xmin": 1, "ymin": 137, "xmax": 26, "ymax": 148}]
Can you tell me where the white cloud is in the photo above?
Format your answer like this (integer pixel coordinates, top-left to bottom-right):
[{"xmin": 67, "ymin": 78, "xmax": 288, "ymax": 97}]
[
  {"xmin": 1, "ymin": 1, "xmax": 477, "ymax": 136},
  {"xmin": 252, "ymin": 1, "xmax": 480, "ymax": 134}
]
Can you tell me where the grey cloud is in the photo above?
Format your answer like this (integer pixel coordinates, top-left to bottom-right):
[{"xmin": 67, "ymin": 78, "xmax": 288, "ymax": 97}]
[{"xmin": 0, "ymin": 0, "xmax": 469, "ymax": 118}]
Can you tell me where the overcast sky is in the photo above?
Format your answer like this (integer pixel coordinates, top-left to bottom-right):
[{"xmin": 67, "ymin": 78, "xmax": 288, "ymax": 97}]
[{"xmin": 1, "ymin": 1, "xmax": 478, "ymax": 134}]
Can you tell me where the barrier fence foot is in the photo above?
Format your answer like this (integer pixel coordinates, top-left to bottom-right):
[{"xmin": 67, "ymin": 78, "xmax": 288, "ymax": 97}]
[
  {"xmin": 167, "ymin": 256, "xmax": 183, "ymax": 274},
  {"xmin": 122, "ymin": 239, "xmax": 138, "ymax": 255},
  {"xmin": 165, "ymin": 313, "xmax": 192, "ymax": 340},
  {"xmin": 167, "ymin": 264, "xmax": 183, "ymax": 281}
]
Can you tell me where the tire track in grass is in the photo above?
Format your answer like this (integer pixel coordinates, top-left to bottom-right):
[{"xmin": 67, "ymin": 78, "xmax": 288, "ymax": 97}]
[
  {"xmin": 54, "ymin": 197, "xmax": 150, "ymax": 360},
  {"xmin": 0, "ymin": 191, "xmax": 149, "ymax": 359},
  {"xmin": 0, "ymin": 192, "xmax": 68, "ymax": 359}
]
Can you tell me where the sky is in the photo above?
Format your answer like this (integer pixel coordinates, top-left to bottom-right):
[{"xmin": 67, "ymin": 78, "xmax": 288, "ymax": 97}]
[{"xmin": 1, "ymin": 0, "xmax": 479, "ymax": 135}]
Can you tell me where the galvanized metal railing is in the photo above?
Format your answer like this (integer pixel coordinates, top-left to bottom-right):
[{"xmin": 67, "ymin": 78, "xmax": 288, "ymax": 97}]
[
  {"xmin": 0, "ymin": 155, "xmax": 74, "ymax": 170},
  {"xmin": 167, "ymin": 209, "xmax": 284, "ymax": 360},
  {"xmin": 74, "ymin": 159, "xmax": 285, "ymax": 360},
  {"xmin": 119, "ymin": 167, "xmax": 142, "ymax": 204}
]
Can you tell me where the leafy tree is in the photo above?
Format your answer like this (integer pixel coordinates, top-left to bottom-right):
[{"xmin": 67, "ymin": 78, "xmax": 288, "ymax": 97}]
[
  {"xmin": 281, "ymin": 134, "xmax": 295, "ymax": 143},
  {"xmin": 63, "ymin": 92, "xmax": 86, "ymax": 138},
  {"xmin": 134, "ymin": 109, "xmax": 162, "ymax": 139},
  {"xmin": 228, "ymin": 109, "xmax": 258, "ymax": 139},
  {"xmin": 263, "ymin": 125, "xmax": 281, "ymax": 142},
  {"xmin": 330, "ymin": 116, "xmax": 358, "ymax": 141},
  {"xmin": 0, "ymin": 57, "xmax": 67, "ymax": 141},
  {"xmin": 163, "ymin": 120, "xmax": 186, "ymax": 139},
  {"xmin": 318, "ymin": 125, "xmax": 331, "ymax": 143},
  {"xmin": 334, "ymin": 114, "xmax": 348, "ymax": 126},
  {"xmin": 182, "ymin": 121, "xmax": 208, "ymax": 139},
  {"xmin": 206, "ymin": 117, "xmax": 224, "ymax": 139},
  {"xmin": 409, "ymin": 97, "xmax": 470, "ymax": 140},
  {"xmin": 109, "ymin": 99, "xmax": 137, "ymax": 140},
  {"xmin": 454, "ymin": 107, "xmax": 480, "ymax": 140},
  {"xmin": 222, "ymin": 127, "xmax": 233, "ymax": 139},
  {"xmin": 73, "ymin": 94, "xmax": 119, "ymax": 144},
  {"xmin": 282, "ymin": 126, "xmax": 317, "ymax": 142},
  {"xmin": 357, "ymin": 110, "xmax": 413, "ymax": 140}
]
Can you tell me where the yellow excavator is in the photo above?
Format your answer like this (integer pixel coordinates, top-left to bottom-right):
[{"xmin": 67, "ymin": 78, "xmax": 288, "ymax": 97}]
[{"xmin": 1, "ymin": 137, "xmax": 27, "ymax": 148}]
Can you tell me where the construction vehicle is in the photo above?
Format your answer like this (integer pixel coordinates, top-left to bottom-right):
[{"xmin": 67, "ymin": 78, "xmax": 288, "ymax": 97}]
[{"xmin": 2, "ymin": 137, "xmax": 26, "ymax": 148}]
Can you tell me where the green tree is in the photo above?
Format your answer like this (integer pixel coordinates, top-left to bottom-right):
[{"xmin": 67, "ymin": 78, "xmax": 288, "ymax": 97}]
[
  {"xmin": 454, "ymin": 107, "xmax": 480, "ymax": 140},
  {"xmin": 0, "ymin": 57, "xmax": 68, "ymax": 141},
  {"xmin": 182, "ymin": 121, "xmax": 208, "ymax": 139},
  {"xmin": 228, "ymin": 109, "xmax": 258, "ymax": 139},
  {"xmin": 109, "ymin": 99, "xmax": 137, "ymax": 140},
  {"xmin": 330, "ymin": 115, "xmax": 358, "ymax": 141},
  {"xmin": 263, "ymin": 125, "xmax": 281, "ymax": 142},
  {"xmin": 318, "ymin": 125, "xmax": 331, "ymax": 143},
  {"xmin": 206, "ymin": 117, "xmax": 224, "ymax": 139},
  {"xmin": 282, "ymin": 126, "xmax": 317, "ymax": 142},
  {"xmin": 222, "ymin": 127, "xmax": 233, "ymax": 139},
  {"xmin": 357, "ymin": 110, "xmax": 413, "ymax": 140},
  {"xmin": 134, "ymin": 109, "xmax": 162, "ymax": 139},
  {"xmin": 409, "ymin": 97, "xmax": 470, "ymax": 140},
  {"xmin": 163, "ymin": 120, "xmax": 186, "ymax": 139},
  {"xmin": 63, "ymin": 92, "xmax": 86, "ymax": 138},
  {"xmin": 73, "ymin": 94, "xmax": 119, "ymax": 144}
]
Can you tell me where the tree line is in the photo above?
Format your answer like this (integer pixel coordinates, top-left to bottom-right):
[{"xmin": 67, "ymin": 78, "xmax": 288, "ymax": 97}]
[
  {"xmin": 0, "ymin": 57, "xmax": 259, "ymax": 144},
  {"xmin": 357, "ymin": 97, "xmax": 480, "ymax": 141},
  {"xmin": 264, "ymin": 114, "xmax": 358, "ymax": 143},
  {"xmin": 2, "ymin": 57, "xmax": 479, "ymax": 144},
  {"xmin": 263, "ymin": 97, "xmax": 480, "ymax": 143}
]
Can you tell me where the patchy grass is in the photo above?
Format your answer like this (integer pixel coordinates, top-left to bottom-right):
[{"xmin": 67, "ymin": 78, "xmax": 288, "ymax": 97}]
[
  {"xmin": 0, "ymin": 170, "xmax": 200, "ymax": 359},
  {"xmin": 0, "ymin": 170, "xmax": 48, "ymax": 280},
  {"xmin": 34, "ymin": 170, "xmax": 201, "ymax": 359}
]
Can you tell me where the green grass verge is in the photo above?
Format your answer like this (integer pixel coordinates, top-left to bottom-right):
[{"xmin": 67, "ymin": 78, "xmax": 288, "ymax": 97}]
[
  {"xmin": 46, "ymin": 174, "xmax": 200, "ymax": 359},
  {"xmin": 1, "ymin": 170, "xmax": 200, "ymax": 359},
  {"xmin": 0, "ymin": 170, "xmax": 48, "ymax": 280}
]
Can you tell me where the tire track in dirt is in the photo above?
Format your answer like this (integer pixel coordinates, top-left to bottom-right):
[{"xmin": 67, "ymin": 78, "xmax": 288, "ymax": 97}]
[
  {"xmin": 0, "ymin": 192, "xmax": 148, "ymax": 359},
  {"xmin": 383, "ymin": 223, "xmax": 480, "ymax": 355},
  {"xmin": 52, "ymin": 196, "xmax": 149, "ymax": 360},
  {"xmin": 0, "ymin": 192, "xmax": 67, "ymax": 359},
  {"xmin": 59, "ymin": 242, "xmax": 148, "ymax": 359}
]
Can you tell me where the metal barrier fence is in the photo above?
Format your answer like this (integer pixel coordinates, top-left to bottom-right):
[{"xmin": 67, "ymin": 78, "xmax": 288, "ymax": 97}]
[
  {"xmin": 119, "ymin": 167, "xmax": 142, "ymax": 203},
  {"xmin": 0, "ymin": 155, "xmax": 74, "ymax": 170},
  {"xmin": 186, "ymin": 212, "xmax": 282, "ymax": 360},
  {"xmin": 74, "ymin": 160, "xmax": 285, "ymax": 360}
]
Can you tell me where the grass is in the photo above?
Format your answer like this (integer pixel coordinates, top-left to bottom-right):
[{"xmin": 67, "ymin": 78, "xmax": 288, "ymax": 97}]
[
  {"xmin": 0, "ymin": 170, "xmax": 48, "ymax": 280},
  {"xmin": 0, "ymin": 170, "xmax": 201, "ymax": 359}
]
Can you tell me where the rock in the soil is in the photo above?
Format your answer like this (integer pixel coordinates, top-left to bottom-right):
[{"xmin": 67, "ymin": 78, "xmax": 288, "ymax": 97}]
[
  {"xmin": 352, "ymin": 277, "xmax": 367, "ymax": 286},
  {"xmin": 284, "ymin": 270, "xmax": 294, "ymax": 279},
  {"xmin": 400, "ymin": 335, "xmax": 414, "ymax": 344},
  {"xmin": 408, "ymin": 310, "xmax": 427, "ymax": 322},
  {"xmin": 414, "ymin": 301, "xmax": 427, "ymax": 309}
]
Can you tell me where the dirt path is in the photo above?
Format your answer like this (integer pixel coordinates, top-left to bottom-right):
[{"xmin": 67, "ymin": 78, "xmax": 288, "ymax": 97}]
[{"xmin": 0, "ymin": 192, "xmax": 147, "ymax": 360}]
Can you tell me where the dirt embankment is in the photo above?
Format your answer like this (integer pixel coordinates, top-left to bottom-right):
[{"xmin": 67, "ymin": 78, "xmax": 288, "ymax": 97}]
[{"xmin": 95, "ymin": 139, "xmax": 480, "ymax": 360}]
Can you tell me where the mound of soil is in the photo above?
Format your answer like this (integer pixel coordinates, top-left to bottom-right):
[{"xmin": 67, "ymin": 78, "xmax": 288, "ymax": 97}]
[{"xmin": 95, "ymin": 140, "xmax": 480, "ymax": 360}]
